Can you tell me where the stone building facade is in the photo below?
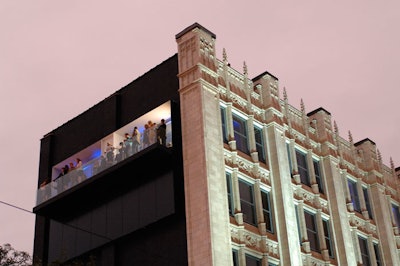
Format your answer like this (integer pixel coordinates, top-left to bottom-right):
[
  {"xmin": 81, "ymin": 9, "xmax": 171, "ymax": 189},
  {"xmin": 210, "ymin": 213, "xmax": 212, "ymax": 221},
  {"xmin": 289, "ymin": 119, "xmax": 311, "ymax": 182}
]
[{"xmin": 33, "ymin": 23, "xmax": 400, "ymax": 266}]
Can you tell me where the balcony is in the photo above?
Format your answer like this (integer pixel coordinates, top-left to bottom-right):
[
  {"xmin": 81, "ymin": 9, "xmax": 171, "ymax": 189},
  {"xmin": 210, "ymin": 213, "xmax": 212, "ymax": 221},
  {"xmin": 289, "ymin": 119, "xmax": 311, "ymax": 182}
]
[{"xmin": 36, "ymin": 102, "xmax": 173, "ymax": 207}]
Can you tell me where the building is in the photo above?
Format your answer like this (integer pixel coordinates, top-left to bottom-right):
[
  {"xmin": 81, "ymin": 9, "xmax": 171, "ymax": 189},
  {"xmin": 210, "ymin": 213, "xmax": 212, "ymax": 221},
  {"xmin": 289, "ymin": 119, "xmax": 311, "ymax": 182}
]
[{"xmin": 33, "ymin": 23, "xmax": 400, "ymax": 265}]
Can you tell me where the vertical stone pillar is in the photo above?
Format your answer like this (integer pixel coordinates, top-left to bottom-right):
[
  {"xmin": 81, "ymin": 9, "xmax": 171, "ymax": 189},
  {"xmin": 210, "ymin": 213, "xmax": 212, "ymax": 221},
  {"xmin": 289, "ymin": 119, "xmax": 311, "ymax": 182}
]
[
  {"xmin": 176, "ymin": 23, "xmax": 232, "ymax": 266},
  {"xmin": 370, "ymin": 184, "xmax": 400, "ymax": 265},
  {"xmin": 266, "ymin": 123, "xmax": 302, "ymax": 265},
  {"xmin": 321, "ymin": 156, "xmax": 357, "ymax": 265}
]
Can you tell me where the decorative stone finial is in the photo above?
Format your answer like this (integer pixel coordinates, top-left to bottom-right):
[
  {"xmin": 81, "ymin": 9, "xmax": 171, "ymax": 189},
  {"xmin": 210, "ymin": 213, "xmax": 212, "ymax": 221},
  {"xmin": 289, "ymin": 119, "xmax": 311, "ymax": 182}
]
[
  {"xmin": 300, "ymin": 99, "xmax": 305, "ymax": 113},
  {"xmin": 377, "ymin": 149, "xmax": 382, "ymax": 164},
  {"xmin": 390, "ymin": 157, "xmax": 395, "ymax": 172},
  {"xmin": 333, "ymin": 120, "xmax": 338, "ymax": 135},
  {"xmin": 243, "ymin": 61, "xmax": 248, "ymax": 76},
  {"xmin": 223, "ymin": 48, "xmax": 227, "ymax": 63},
  {"xmin": 283, "ymin": 87, "xmax": 288, "ymax": 101},
  {"xmin": 348, "ymin": 130, "xmax": 353, "ymax": 144}
]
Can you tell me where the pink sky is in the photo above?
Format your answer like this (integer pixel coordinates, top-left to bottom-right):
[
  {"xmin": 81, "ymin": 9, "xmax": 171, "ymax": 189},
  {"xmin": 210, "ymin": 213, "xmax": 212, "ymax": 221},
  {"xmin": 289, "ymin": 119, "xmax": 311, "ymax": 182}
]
[{"xmin": 1, "ymin": 1, "xmax": 399, "ymax": 255}]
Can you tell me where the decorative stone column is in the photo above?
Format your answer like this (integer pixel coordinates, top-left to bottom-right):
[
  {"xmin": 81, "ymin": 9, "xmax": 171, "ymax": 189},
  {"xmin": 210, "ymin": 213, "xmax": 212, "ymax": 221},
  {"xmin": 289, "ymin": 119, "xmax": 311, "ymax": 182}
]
[{"xmin": 176, "ymin": 23, "xmax": 232, "ymax": 266}]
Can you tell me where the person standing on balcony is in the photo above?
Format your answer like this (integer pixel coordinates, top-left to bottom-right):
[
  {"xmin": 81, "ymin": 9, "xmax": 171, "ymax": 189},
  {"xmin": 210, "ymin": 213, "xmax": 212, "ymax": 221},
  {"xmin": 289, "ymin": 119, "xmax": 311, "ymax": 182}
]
[
  {"xmin": 132, "ymin": 126, "xmax": 141, "ymax": 153},
  {"xmin": 157, "ymin": 119, "xmax": 167, "ymax": 146},
  {"xmin": 124, "ymin": 133, "xmax": 132, "ymax": 157}
]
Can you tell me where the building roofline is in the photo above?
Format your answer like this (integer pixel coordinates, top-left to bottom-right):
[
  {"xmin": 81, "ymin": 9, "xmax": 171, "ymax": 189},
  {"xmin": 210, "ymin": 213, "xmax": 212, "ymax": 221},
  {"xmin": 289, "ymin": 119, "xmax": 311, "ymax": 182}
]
[
  {"xmin": 354, "ymin": 138, "xmax": 376, "ymax": 146},
  {"xmin": 175, "ymin": 22, "xmax": 216, "ymax": 39},
  {"xmin": 252, "ymin": 70, "xmax": 279, "ymax": 82},
  {"xmin": 307, "ymin": 107, "xmax": 331, "ymax": 116}
]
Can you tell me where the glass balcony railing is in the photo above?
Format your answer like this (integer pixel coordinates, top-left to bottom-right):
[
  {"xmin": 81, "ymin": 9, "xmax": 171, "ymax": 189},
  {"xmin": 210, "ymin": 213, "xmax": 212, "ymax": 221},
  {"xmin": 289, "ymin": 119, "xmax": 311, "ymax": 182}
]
[{"xmin": 36, "ymin": 117, "xmax": 172, "ymax": 206}]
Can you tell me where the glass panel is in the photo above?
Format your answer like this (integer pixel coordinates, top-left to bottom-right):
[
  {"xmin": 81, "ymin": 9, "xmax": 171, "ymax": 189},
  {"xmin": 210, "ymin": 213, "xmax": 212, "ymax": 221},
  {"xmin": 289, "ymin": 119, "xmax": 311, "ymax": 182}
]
[
  {"xmin": 37, "ymin": 102, "xmax": 172, "ymax": 205},
  {"xmin": 245, "ymin": 254, "xmax": 261, "ymax": 266},
  {"xmin": 348, "ymin": 179, "xmax": 361, "ymax": 212},
  {"xmin": 254, "ymin": 126, "xmax": 266, "ymax": 163},
  {"xmin": 323, "ymin": 219, "xmax": 334, "ymax": 258},
  {"xmin": 304, "ymin": 211, "xmax": 319, "ymax": 252},
  {"xmin": 392, "ymin": 204, "xmax": 400, "ymax": 231},
  {"xmin": 296, "ymin": 150, "xmax": 310, "ymax": 186},
  {"xmin": 313, "ymin": 160, "xmax": 324, "ymax": 194},
  {"xmin": 363, "ymin": 187, "xmax": 373, "ymax": 219},
  {"xmin": 221, "ymin": 107, "xmax": 228, "ymax": 143},
  {"xmin": 358, "ymin": 236, "xmax": 371, "ymax": 266},
  {"xmin": 261, "ymin": 190, "xmax": 273, "ymax": 233},
  {"xmin": 239, "ymin": 180, "xmax": 256, "ymax": 225},
  {"xmin": 232, "ymin": 250, "xmax": 239, "ymax": 266},
  {"xmin": 373, "ymin": 243, "xmax": 381, "ymax": 266},
  {"xmin": 226, "ymin": 173, "xmax": 234, "ymax": 216},
  {"xmin": 233, "ymin": 114, "xmax": 249, "ymax": 154}
]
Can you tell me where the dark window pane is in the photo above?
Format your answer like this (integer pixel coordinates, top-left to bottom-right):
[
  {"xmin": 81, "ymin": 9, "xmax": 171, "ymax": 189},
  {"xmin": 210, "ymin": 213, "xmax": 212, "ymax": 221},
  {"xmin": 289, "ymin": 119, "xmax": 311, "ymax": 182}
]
[
  {"xmin": 363, "ymin": 187, "xmax": 373, "ymax": 219},
  {"xmin": 233, "ymin": 114, "xmax": 249, "ymax": 154},
  {"xmin": 358, "ymin": 236, "xmax": 371, "ymax": 266},
  {"xmin": 304, "ymin": 211, "xmax": 319, "ymax": 252},
  {"xmin": 323, "ymin": 219, "xmax": 334, "ymax": 258},
  {"xmin": 348, "ymin": 179, "xmax": 361, "ymax": 212},
  {"xmin": 254, "ymin": 126, "xmax": 266, "ymax": 163},
  {"xmin": 226, "ymin": 173, "xmax": 234, "ymax": 216},
  {"xmin": 261, "ymin": 190, "xmax": 273, "ymax": 233},
  {"xmin": 245, "ymin": 254, "xmax": 261, "ymax": 266},
  {"xmin": 239, "ymin": 180, "xmax": 256, "ymax": 225},
  {"xmin": 313, "ymin": 160, "xmax": 324, "ymax": 194},
  {"xmin": 392, "ymin": 204, "xmax": 400, "ymax": 231},
  {"xmin": 232, "ymin": 250, "xmax": 239, "ymax": 266},
  {"xmin": 296, "ymin": 150, "xmax": 310, "ymax": 186},
  {"xmin": 373, "ymin": 243, "xmax": 381, "ymax": 266},
  {"xmin": 221, "ymin": 107, "xmax": 228, "ymax": 143}
]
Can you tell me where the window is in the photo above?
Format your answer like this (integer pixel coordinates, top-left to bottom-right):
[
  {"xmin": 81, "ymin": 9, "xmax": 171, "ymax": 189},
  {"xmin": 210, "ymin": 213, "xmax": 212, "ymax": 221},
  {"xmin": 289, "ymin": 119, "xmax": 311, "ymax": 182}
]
[
  {"xmin": 391, "ymin": 204, "xmax": 400, "ymax": 231},
  {"xmin": 239, "ymin": 179, "xmax": 256, "ymax": 225},
  {"xmin": 348, "ymin": 179, "xmax": 361, "ymax": 212},
  {"xmin": 220, "ymin": 106, "xmax": 228, "ymax": 143},
  {"xmin": 322, "ymin": 219, "xmax": 334, "ymax": 258},
  {"xmin": 373, "ymin": 243, "xmax": 381, "ymax": 266},
  {"xmin": 226, "ymin": 172, "xmax": 234, "ymax": 216},
  {"xmin": 287, "ymin": 143, "xmax": 293, "ymax": 176},
  {"xmin": 304, "ymin": 211, "xmax": 319, "ymax": 252},
  {"xmin": 233, "ymin": 114, "xmax": 249, "ymax": 154},
  {"xmin": 296, "ymin": 150, "xmax": 310, "ymax": 186},
  {"xmin": 313, "ymin": 160, "xmax": 324, "ymax": 194},
  {"xmin": 358, "ymin": 236, "xmax": 371, "ymax": 266},
  {"xmin": 232, "ymin": 250, "xmax": 239, "ymax": 266},
  {"xmin": 363, "ymin": 187, "xmax": 373, "ymax": 219},
  {"xmin": 295, "ymin": 205, "xmax": 301, "ymax": 244},
  {"xmin": 245, "ymin": 254, "xmax": 261, "ymax": 266},
  {"xmin": 254, "ymin": 126, "xmax": 266, "ymax": 163},
  {"xmin": 261, "ymin": 190, "xmax": 273, "ymax": 233}
]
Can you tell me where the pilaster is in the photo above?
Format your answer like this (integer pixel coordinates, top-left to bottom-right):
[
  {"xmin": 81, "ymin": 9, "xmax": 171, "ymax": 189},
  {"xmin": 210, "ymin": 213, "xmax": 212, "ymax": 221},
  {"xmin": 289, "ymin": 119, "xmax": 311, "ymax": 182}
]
[
  {"xmin": 321, "ymin": 156, "xmax": 357, "ymax": 265},
  {"xmin": 266, "ymin": 123, "xmax": 302, "ymax": 265},
  {"xmin": 176, "ymin": 23, "xmax": 232, "ymax": 266}
]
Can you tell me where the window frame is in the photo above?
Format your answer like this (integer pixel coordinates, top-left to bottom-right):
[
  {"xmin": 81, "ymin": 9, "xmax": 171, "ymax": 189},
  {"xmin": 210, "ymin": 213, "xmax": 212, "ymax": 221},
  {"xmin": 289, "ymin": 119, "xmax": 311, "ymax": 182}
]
[
  {"xmin": 220, "ymin": 106, "xmax": 228, "ymax": 144},
  {"xmin": 238, "ymin": 179, "xmax": 257, "ymax": 226},
  {"xmin": 348, "ymin": 178, "xmax": 361, "ymax": 212},
  {"xmin": 245, "ymin": 254, "xmax": 262, "ymax": 266},
  {"xmin": 254, "ymin": 124, "xmax": 266, "ymax": 163},
  {"xmin": 358, "ymin": 235, "xmax": 371, "ymax": 266},
  {"xmin": 296, "ymin": 149, "xmax": 310, "ymax": 186},
  {"xmin": 261, "ymin": 190, "xmax": 273, "ymax": 233},
  {"xmin": 226, "ymin": 172, "xmax": 234, "ymax": 217},
  {"xmin": 232, "ymin": 113, "xmax": 249, "ymax": 154},
  {"xmin": 322, "ymin": 218, "xmax": 334, "ymax": 258},
  {"xmin": 313, "ymin": 159, "xmax": 324, "ymax": 194},
  {"xmin": 362, "ymin": 186, "xmax": 373, "ymax": 219},
  {"xmin": 304, "ymin": 210, "xmax": 320, "ymax": 252}
]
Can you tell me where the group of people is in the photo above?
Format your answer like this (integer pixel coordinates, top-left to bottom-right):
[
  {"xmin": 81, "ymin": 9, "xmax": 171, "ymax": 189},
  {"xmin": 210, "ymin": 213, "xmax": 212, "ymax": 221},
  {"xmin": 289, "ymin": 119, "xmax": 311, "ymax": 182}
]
[
  {"xmin": 39, "ymin": 119, "xmax": 168, "ymax": 199},
  {"xmin": 99, "ymin": 119, "xmax": 168, "ymax": 168},
  {"xmin": 52, "ymin": 158, "xmax": 86, "ymax": 188}
]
